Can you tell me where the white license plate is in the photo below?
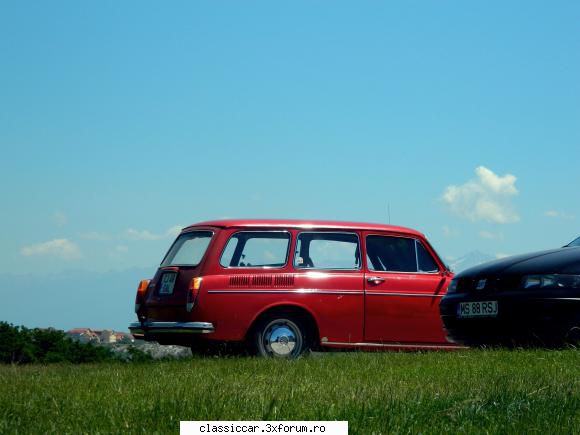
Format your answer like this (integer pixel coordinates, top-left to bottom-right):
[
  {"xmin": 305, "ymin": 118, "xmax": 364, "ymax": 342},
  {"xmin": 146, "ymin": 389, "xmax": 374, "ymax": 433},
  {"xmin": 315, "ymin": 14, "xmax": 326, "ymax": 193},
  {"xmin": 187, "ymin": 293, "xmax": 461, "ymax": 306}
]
[
  {"xmin": 159, "ymin": 273, "xmax": 177, "ymax": 295},
  {"xmin": 457, "ymin": 301, "xmax": 498, "ymax": 318}
]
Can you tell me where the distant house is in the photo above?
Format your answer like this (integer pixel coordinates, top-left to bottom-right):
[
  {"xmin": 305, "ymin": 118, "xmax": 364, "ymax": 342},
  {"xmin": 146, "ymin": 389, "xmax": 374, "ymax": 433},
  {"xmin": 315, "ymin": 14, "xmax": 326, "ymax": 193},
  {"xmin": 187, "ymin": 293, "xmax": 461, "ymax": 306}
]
[
  {"xmin": 114, "ymin": 332, "xmax": 134, "ymax": 344},
  {"xmin": 98, "ymin": 329, "xmax": 116, "ymax": 344},
  {"xmin": 66, "ymin": 328, "xmax": 100, "ymax": 344},
  {"xmin": 66, "ymin": 328, "xmax": 135, "ymax": 344}
]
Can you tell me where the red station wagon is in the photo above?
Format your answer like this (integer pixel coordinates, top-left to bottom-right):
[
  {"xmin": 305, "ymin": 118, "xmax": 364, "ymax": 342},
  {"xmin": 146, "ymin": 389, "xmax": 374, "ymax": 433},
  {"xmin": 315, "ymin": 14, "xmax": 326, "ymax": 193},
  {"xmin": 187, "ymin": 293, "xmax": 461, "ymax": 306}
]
[{"xmin": 130, "ymin": 219, "xmax": 458, "ymax": 357}]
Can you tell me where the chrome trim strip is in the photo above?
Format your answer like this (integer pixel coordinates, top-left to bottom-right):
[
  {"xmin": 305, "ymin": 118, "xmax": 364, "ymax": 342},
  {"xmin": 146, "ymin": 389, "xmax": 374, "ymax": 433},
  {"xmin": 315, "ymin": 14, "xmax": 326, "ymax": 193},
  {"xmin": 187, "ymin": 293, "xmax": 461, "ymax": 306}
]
[
  {"xmin": 322, "ymin": 341, "xmax": 467, "ymax": 350},
  {"xmin": 129, "ymin": 321, "xmax": 215, "ymax": 335},
  {"xmin": 207, "ymin": 289, "xmax": 364, "ymax": 295},
  {"xmin": 206, "ymin": 289, "xmax": 443, "ymax": 297},
  {"xmin": 366, "ymin": 292, "xmax": 445, "ymax": 298},
  {"xmin": 544, "ymin": 297, "xmax": 580, "ymax": 301}
]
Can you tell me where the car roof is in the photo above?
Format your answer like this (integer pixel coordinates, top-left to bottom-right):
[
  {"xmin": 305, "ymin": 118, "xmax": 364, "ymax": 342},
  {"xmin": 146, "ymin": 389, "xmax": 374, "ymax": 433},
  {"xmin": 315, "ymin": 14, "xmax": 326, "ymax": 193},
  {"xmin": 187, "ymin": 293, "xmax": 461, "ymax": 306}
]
[{"xmin": 183, "ymin": 219, "xmax": 424, "ymax": 237}]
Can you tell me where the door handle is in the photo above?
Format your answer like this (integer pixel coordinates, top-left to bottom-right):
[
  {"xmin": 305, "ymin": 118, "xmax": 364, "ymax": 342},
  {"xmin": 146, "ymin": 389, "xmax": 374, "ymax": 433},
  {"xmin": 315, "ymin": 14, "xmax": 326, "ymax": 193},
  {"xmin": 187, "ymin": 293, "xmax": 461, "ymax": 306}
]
[{"xmin": 367, "ymin": 276, "xmax": 385, "ymax": 284}]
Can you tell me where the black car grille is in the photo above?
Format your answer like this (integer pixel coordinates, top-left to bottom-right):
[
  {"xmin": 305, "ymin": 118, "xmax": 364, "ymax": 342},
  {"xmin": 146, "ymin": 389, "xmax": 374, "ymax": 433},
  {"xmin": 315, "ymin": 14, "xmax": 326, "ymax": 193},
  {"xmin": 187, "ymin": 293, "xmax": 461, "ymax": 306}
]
[{"xmin": 456, "ymin": 276, "xmax": 521, "ymax": 293}]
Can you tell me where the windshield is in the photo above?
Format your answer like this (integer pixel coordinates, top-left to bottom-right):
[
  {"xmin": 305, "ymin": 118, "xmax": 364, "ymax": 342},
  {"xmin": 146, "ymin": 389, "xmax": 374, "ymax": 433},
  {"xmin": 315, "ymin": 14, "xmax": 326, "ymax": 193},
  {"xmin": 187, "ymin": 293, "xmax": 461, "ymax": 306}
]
[
  {"xmin": 566, "ymin": 237, "xmax": 580, "ymax": 247},
  {"xmin": 161, "ymin": 231, "xmax": 213, "ymax": 267}
]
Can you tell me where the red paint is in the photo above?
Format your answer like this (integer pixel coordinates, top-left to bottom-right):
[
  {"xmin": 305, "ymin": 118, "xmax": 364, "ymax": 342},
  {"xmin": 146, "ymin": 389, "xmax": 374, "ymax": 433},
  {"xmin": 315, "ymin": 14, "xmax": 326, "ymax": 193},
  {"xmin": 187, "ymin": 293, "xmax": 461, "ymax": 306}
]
[{"xmin": 134, "ymin": 219, "xmax": 457, "ymax": 350}]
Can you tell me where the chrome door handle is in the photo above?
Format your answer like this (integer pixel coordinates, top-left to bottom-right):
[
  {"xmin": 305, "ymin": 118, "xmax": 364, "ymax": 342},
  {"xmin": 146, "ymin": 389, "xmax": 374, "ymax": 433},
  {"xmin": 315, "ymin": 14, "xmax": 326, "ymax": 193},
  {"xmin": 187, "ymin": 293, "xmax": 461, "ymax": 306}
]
[{"xmin": 367, "ymin": 276, "xmax": 385, "ymax": 284}]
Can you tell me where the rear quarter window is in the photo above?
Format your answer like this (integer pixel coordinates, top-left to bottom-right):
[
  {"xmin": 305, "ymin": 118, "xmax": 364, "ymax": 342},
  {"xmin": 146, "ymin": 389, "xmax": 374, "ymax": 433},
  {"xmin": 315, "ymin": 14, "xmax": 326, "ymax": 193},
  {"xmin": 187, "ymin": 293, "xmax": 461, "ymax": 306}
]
[{"xmin": 161, "ymin": 231, "xmax": 213, "ymax": 267}]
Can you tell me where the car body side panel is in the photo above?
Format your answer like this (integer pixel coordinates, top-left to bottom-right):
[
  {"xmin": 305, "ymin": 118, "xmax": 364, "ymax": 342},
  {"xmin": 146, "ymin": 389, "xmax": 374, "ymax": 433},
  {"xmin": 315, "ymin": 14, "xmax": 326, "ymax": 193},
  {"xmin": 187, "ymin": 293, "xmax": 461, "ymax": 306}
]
[{"xmin": 193, "ymin": 228, "xmax": 364, "ymax": 342}]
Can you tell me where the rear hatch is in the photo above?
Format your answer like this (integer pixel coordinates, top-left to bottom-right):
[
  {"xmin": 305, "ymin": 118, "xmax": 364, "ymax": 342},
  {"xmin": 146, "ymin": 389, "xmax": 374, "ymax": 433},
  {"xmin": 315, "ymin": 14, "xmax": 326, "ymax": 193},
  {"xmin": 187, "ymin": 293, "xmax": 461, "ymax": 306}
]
[{"xmin": 141, "ymin": 229, "xmax": 214, "ymax": 321}]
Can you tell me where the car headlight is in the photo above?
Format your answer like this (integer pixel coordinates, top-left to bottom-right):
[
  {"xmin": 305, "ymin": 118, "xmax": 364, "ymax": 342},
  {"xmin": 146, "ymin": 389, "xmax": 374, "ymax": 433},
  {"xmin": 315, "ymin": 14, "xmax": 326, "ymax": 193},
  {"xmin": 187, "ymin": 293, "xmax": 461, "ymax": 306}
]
[
  {"xmin": 521, "ymin": 274, "xmax": 580, "ymax": 289},
  {"xmin": 446, "ymin": 279, "xmax": 458, "ymax": 293}
]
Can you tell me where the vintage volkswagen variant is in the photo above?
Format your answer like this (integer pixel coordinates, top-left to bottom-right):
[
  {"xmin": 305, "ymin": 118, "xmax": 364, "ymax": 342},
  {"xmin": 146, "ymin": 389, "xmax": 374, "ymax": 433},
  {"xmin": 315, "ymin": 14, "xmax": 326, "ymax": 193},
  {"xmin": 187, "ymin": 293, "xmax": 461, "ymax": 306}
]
[{"xmin": 130, "ymin": 219, "xmax": 457, "ymax": 357}]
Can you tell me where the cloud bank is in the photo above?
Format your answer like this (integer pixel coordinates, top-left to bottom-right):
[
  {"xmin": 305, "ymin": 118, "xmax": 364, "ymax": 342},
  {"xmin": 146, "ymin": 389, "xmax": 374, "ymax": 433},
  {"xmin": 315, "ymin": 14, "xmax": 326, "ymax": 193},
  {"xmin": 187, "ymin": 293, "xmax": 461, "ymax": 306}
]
[
  {"xmin": 545, "ymin": 210, "xmax": 575, "ymax": 220},
  {"xmin": 21, "ymin": 239, "xmax": 81, "ymax": 260},
  {"xmin": 442, "ymin": 166, "xmax": 519, "ymax": 224}
]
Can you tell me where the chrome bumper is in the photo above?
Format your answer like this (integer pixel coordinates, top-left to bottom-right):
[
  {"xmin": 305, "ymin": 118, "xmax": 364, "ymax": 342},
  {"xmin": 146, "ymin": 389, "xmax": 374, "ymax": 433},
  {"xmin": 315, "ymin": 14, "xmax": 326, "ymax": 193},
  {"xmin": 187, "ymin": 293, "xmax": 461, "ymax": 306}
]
[{"xmin": 129, "ymin": 321, "xmax": 215, "ymax": 339}]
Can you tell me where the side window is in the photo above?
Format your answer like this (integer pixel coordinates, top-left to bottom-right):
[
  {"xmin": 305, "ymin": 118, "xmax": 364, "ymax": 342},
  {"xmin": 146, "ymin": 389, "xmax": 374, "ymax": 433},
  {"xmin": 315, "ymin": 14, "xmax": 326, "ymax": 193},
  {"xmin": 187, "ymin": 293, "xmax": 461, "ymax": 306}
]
[
  {"xmin": 416, "ymin": 241, "xmax": 439, "ymax": 272},
  {"xmin": 366, "ymin": 235, "xmax": 439, "ymax": 273},
  {"xmin": 220, "ymin": 232, "xmax": 290, "ymax": 268},
  {"xmin": 294, "ymin": 232, "xmax": 360, "ymax": 270}
]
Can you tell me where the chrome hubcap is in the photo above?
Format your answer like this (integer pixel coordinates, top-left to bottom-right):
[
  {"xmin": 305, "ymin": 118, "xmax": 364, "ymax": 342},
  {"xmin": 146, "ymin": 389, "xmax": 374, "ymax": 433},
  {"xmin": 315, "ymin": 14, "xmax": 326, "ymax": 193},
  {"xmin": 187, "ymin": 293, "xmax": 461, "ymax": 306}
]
[{"xmin": 263, "ymin": 320, "xmax": 300, "ymax": 357}]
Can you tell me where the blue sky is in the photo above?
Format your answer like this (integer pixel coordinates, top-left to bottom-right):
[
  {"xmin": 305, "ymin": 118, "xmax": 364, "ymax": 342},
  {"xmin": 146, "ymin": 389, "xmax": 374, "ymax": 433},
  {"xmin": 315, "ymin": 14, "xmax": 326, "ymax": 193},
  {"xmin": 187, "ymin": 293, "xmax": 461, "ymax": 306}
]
[{"xmin": 1, "ymin": 2, "xmax": 579, "ymax": 292}]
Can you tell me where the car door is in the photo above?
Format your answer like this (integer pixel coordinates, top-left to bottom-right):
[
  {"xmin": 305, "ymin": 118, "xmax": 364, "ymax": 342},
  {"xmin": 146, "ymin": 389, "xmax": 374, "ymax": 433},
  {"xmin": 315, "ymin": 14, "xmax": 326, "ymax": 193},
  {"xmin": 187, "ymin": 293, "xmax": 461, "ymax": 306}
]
[
  {"xmin": 363, "ymin": 233, "xmax": 449, "ymax": 344},
  {"xmin": 292, "ymin": 231, "xmax": 365, "ymax": 344}
]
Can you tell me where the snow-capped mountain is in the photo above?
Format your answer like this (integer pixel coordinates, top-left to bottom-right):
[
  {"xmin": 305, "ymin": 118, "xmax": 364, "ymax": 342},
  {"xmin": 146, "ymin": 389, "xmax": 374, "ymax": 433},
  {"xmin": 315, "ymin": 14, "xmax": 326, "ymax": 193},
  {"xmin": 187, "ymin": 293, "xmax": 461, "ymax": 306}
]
[{"xmin": 446, "ymin": 251, "xmax": 496, "ymax": 273}]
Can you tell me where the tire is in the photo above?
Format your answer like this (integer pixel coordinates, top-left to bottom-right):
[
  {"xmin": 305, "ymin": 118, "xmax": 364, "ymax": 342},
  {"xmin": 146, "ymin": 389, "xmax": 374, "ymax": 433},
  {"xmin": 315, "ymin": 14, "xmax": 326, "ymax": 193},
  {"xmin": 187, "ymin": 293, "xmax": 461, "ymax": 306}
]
[
  {"xmin": 254, "ymin": 316, "xmax": 310, "ymax": 358},
  {"xmin": 565, "ymin": 325, "xmax": 580, "ymax": 345}
]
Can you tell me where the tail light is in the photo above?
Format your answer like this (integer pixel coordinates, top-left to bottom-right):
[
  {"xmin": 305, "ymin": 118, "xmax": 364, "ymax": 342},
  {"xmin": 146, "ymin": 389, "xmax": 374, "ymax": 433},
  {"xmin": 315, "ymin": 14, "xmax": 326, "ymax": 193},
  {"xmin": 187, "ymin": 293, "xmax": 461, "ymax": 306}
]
[
  {"xmin": 186, "ymin": 277, "xmax": 202, "ymax": 312},
  {"xmin": 135, "ymin": 279, "xmax": 150, "ymax": 313}
]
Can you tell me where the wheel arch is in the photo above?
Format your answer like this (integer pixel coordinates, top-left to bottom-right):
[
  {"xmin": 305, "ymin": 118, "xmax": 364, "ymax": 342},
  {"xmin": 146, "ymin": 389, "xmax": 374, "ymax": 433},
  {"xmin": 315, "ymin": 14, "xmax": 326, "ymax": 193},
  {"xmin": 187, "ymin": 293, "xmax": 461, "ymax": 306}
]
[{"xmin": 246, "ymin": 303, "xmax": 320, "ymax": 348}]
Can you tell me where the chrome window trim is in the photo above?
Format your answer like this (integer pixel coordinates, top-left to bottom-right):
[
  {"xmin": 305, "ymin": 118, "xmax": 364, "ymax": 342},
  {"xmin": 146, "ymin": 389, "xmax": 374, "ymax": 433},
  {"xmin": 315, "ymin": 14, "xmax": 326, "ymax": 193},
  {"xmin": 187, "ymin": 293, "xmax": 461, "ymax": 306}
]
[
  {"xmin": 293, "ymin": 231, "xmax": 362, "ymax": 271},
  {"xmin": 219, "ymin": 230, "xmax": 292, "ymax": 270},
  {"xmin": 365, "ymin": 233, "xmax": 441, "ymax": 274},
  {"xmin": 160, "ymin": 229, "xmax": 215, "ymax": 268}
]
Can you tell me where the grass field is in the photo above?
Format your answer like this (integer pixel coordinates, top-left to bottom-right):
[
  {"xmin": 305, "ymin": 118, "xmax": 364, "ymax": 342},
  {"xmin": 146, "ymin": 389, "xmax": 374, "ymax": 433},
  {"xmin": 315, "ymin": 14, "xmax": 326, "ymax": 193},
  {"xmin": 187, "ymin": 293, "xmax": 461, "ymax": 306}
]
[{"xmin": 1, "ymin": 349, "xmax": 579, "ymax": 434}]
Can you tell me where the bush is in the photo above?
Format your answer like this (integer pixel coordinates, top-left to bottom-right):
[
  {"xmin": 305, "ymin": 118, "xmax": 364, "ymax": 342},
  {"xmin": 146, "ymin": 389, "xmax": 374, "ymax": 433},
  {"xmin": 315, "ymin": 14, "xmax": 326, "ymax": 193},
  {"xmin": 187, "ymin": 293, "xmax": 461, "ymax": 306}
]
[{"xmin": 0, "ymin": 321, "xmax": 117, "ymax": 364}]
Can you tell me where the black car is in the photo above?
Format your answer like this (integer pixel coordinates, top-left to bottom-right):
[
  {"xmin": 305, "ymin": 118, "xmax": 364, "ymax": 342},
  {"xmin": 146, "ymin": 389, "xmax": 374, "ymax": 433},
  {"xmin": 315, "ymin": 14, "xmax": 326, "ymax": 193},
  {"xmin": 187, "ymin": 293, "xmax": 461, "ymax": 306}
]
[{"xmin": 440, "ymin": 237, "xmax": 580, "ymax": 346}]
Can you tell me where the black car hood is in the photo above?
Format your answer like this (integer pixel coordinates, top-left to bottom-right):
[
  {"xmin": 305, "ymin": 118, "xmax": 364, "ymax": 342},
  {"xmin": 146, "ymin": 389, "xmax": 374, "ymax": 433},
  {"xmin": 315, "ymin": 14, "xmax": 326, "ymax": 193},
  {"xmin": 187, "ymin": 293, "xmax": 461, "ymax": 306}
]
[{"xmin": 455, "ymin": 246, "xmax": 580, "ymax": 278}]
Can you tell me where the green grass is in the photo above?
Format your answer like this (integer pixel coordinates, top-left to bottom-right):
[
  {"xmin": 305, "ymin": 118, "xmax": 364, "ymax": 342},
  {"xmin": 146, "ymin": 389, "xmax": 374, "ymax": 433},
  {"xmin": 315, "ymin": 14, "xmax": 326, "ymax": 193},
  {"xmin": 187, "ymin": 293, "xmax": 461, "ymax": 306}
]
[{"xmin": 1, "ymin": 349, "xmax": 579, "ymax": 434}]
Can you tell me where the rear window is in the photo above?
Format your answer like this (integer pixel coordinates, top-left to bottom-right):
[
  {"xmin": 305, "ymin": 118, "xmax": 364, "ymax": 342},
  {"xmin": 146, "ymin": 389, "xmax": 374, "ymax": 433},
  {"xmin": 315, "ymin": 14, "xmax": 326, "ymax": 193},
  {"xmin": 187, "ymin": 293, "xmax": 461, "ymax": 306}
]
[
  {"xmin": 161, "ymin": 231, "xmax": 213, "ymax": 267},
  {"xmin": 366, "ymin": 235, "xmax": 439, "ymax": 273},
  {"xmin": 220, "ymin": 231, "xmax": 291, "ymax": 268}
]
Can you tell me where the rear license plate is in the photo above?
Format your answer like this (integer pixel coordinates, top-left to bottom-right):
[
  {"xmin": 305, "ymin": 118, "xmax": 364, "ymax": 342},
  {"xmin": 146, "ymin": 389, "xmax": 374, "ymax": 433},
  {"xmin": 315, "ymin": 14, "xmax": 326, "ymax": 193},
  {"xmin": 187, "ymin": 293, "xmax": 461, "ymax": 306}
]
[
  {"xmin": 457, "ymin": 301, "xmax": 498, "ymax": 318},
  {"xmin": 159, "ymin": 273, "xmax": 177, "ymax": 295}
]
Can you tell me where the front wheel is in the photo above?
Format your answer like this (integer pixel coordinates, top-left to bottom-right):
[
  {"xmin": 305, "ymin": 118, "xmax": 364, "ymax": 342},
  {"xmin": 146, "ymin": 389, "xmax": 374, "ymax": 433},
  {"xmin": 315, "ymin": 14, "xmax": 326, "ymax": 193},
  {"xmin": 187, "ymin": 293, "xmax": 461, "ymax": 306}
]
[{"xmin": 255, "ymin": 317, "xmax": 309, "ymax": 358}]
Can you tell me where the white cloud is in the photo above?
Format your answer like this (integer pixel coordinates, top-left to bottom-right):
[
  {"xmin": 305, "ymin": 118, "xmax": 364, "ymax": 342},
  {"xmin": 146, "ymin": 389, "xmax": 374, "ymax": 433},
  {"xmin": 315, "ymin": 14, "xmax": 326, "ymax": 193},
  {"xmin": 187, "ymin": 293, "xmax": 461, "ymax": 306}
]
[
  {"xmin": 166, "ymin": 225, "xmax": 183, "ymax": 238},
  {"xmin": 544, "ymin": 210, "xmax": 575, "ymax": 220},
  {"xmin": 125, "ymin": 226, "xmax": 184, "ymax": 241},
  {"xmin": 21, "ymin": 239, "xmax": 81, "ymax": 260},
  {"xmin": 125, "ymin": 228, "xmax": 162, "ymax": 241},
  {"xmin": 495, "ymin": 253, "xmax": 510, "ymax": 259},
  {"xmin": 442, "ymin": 166, "xmax": 519, "ymax": 224},
  {"xmin": 52, "ymin": 211, "xmax": 67, "ymax": 226}
]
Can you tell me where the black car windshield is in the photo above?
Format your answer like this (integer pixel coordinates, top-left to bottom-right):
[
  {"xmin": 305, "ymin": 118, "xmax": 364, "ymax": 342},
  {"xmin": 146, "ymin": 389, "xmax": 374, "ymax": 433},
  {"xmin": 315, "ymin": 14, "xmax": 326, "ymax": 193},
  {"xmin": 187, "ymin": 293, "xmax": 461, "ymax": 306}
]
[
  {"xmin": 161, "ymin": 231, "xmax": 213, "ymax": 266},
  {"xmin": 567, "ymin": 237, "xmax": 580, "ymax": 247}
]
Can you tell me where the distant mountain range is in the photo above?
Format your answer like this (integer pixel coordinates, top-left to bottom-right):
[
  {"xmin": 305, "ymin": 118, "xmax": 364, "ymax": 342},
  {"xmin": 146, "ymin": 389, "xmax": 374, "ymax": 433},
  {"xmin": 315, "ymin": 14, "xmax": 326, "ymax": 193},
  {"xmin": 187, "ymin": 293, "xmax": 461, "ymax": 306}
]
[
  {"xmin": 446, "ymin": 251, "xmax": 496, "ymax": 273},
  {"xmin": 0, "ymin": 267, "xmax": 156, "ymax": 332},
  {"xmin": 1, "ymin": 252, "xmax": 499, "ymax": 331}
]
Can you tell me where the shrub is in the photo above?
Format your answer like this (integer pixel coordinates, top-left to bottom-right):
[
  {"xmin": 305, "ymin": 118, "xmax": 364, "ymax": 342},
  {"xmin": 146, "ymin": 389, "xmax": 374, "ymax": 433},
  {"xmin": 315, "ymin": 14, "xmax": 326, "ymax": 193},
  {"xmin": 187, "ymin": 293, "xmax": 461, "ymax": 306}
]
[{"xmin": 0, "ymin": 321, "xmax": 116, "ymax": 364}]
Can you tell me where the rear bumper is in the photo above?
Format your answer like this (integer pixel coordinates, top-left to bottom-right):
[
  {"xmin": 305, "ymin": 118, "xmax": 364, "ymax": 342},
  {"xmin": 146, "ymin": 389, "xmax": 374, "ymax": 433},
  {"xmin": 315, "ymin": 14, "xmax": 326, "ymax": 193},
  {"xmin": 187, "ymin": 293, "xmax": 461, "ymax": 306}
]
[{"xmin": 129, "ymin": 321, "xmax": 215, "ymax": 339}]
